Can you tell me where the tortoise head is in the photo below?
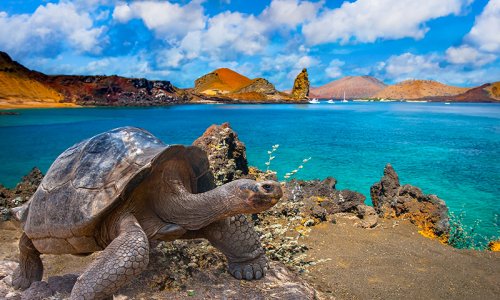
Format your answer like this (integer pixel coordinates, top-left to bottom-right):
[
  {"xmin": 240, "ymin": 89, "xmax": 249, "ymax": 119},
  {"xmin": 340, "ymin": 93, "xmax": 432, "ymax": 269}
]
[{"xmin": 232, "ymin": 179, "xmax": 283, "ymax": 213}]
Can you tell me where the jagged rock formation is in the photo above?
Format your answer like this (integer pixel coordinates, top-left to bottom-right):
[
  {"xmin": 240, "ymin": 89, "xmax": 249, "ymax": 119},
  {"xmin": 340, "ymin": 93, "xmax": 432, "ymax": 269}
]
[
  {"xmin": 0, "ymin": 51, "xmax": 186, "ymax": 108},
  {"xmin": 192, "ymin": 123, "xmax": 249, "ymax": 186},
  {"xmin": 370, "ymin": 163, "xmax": 450, "ymax": 239},
  {"xmin": 310, "ymin": 75, "xmax": 386, "ymax": 99},
  {"xmin": 291, "ymin": 68, "xmax": 309, "ymax": 100},
  {"xmin": 43, "ymin": 75, "xmax": 186, "ymax": 106},
  {"xmin": 235, "ymin": 78, "xmax": 277, "ymax": 95},
  {"xmin": 0, "ymin": 167, "xmax": 43, "ymax": 220},
  {"xmin": 375, "ymin": 79, "xmax": 468, "ymax": 100}
]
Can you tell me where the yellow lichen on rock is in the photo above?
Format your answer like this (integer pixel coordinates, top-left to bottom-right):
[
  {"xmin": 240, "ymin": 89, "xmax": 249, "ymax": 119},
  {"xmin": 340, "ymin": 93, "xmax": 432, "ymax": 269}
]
[
  {"xmin": 291, "ymin": 68, "xmax": 309, "ymax": 100},
  {"xmin": 488, "ymin": 240, "xmax": 500, "ymax": 251}
]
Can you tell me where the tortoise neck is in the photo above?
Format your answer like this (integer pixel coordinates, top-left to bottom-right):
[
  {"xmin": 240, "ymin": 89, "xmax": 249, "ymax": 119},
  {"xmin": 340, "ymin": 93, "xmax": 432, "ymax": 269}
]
[{"xmin": 155, "ymin": 181, "xmax": 245, "ymax": 230}]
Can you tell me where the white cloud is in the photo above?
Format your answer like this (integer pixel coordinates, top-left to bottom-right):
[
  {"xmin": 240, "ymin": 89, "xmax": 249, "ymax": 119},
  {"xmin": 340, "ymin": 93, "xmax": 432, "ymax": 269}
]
[
  {"xmin": 446, "ymin": 45, "xmax": 496, "ymax": 66},
  {"xmin": 303, "ymin": 0, "xmax": 469, "ymax": 45},
  {"xmin": 261, "ymin": 0, "xmax": 322, "ymax": 28},
  {"xmin": 382, "ymin": 53, "xmax": 440, "ymax": 80},
  {"xmin": 203, "ymin": 11, "xmax": 267, "ymax": 55},
  {"xmin": 112, "ymin": 1, "xmax": 206, "ymax": 40},
  {"xmin": 156, "ymin": 10, "xmax": 269, "ymax": 68},
  {"xmin": 444, "ymin": 1, "xmax": 499, "ymax": 67},
  {"xmin": 466, "ymin": 0, "xmax": 500, "ymax": 53},
  {"xmin": 0, "ymin": 2, "xmax": 105, "ymax": 55},
  {"xmin": 376, "ymin": 52, "xmax": 498, "ymax": 86},
  {"xmin": 325, "ymin": 59, "xmax": 345, "ymax": 78}
]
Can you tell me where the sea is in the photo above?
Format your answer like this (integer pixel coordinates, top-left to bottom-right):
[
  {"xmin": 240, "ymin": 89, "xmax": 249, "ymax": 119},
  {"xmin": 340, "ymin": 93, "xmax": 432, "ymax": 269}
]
[{"xmin": 1, "ymin": 102, "xmax": 499, "ymax": 247}]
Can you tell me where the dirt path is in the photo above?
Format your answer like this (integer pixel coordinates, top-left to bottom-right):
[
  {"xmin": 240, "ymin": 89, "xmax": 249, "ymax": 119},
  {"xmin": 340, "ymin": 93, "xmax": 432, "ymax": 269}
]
[
  {"xmin": 2, "ymin": 217, "xmax": 499, "ymax": 300},
  {"xmin": 301, "ymin": 215, "xmax": 500, "ymax": 299}
]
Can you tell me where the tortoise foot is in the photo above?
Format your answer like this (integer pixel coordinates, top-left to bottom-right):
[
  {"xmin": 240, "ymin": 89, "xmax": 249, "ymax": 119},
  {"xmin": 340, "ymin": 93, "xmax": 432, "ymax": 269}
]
[
  {"xmin": 13, "ymin": 233, "xmax": 43, "ymax": 290},
  {"xmin": 12, "ymin": 264, "xmax": 41, "ymax": 290},
  {"xmin": 228, "ymin": 254, "xmax": 268, "ymax": 280}
]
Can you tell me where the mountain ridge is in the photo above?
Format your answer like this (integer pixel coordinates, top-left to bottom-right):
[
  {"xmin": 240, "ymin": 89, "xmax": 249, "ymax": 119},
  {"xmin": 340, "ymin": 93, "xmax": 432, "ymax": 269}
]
[{"xmin": 310, "ymin": 75, "xmax": 386, "ymax": 99}]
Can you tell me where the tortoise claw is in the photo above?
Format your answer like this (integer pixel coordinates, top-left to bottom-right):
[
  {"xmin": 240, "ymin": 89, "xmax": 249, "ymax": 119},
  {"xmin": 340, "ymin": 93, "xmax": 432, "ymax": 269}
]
[{"xmin": 228, "ymin": 255, "xmax": 267, "ymax": 281}]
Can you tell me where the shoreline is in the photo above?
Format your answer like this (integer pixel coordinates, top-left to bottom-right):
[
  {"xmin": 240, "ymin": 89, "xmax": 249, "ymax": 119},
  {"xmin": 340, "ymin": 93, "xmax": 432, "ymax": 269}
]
[{"xmin": 1, "ymin": 99, "xmax": 499, "ymax": 109}]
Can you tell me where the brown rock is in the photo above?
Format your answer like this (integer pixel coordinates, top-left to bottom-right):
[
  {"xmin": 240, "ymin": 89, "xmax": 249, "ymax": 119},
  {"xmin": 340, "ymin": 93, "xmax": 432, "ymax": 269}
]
[
  {"xmin": 370, "ymin": 163, "xmax": 450, "ymax": 239},
  {"xmin": 193, "ymin": 123, "xmax": 249, "ymax": 186},
  {"xmin": 355, "ymin": 204, "xmax": 378, "ymax": 228},
  {"xmin": 0, "ymin": 167, "xmax": 43, "ymax": 220},
  {"xmin": 235, "ymin": 78, "xmax": 278, "ymax": 95},
  {"xmin": 21, "ymin": 281, "xmax": 53, "ymax": 300},
  {"xmin": 291, "ymin": 68, "xmax": 310, "ymax": 100}
]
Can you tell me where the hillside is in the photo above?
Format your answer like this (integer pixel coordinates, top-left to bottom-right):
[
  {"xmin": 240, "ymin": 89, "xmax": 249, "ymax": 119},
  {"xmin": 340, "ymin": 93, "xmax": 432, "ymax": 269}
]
[
  {"xmin": 486, "ymin": 81, "xmax": 500, "ymax": 100},
  {"xmin": 192, "ymin": 68, "xmax": 298, "ymax": 102},
  {"xmin": 310, "ymin": 75, "xmax": 386, "ymax": 99},
  {"xmin": 0, "ymin": 52, "xmax": 68, "ymax": 108},
  {"xmin": 193, "ymin": 68, "xmax": 252, "ymax": 95},
  {"xmin": 375, "ymin": 79, "xmax": 469, "ymax": 100},
  {"xmin": 0, "ymin": 52, "xmax": 185, "ymax": 108},
  {"xmin": 428, "ymin": 82, "xmax": 500, "ymax": 102}
]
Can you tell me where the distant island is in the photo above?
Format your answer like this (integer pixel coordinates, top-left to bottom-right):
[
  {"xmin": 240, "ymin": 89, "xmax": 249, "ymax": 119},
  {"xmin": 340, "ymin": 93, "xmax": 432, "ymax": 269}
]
[{"xmin": 0, "ymin": 51, "xmax": 499, "ymax": 109}]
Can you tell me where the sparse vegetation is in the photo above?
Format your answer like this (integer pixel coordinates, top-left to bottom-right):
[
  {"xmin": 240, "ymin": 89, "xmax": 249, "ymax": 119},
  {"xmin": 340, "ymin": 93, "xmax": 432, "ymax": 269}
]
[{"xmin": 447, "ymin": 211, "xmax": 498, "ymax": 250}]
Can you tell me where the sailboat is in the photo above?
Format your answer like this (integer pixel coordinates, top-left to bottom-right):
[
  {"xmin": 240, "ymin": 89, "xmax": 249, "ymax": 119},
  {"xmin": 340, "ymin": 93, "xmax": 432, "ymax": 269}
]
[{"xmin": 341, "ymin": 91, "xmax": 348, "ymax": 102}]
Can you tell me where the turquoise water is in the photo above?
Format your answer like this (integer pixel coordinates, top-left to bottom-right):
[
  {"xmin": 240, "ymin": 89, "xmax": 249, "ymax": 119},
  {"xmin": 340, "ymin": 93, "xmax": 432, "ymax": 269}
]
[{"xmin": 1, "ymin": 103, "xmax": 499, "ymax": 244}]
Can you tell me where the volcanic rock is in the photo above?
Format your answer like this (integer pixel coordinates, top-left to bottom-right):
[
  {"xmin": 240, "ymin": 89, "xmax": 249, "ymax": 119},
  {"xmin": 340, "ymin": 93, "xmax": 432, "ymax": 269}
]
[
  {"xmin": 0, "ymin": 51, "xmax": 186, "ymax": 108},
  {"xmin": 285, "ymin": 178, "xmax": 365, "ymax": 215},
  {"xmin": 0, "ymin": 167, "xmax": 43, "ymax": 220},
  {"xmin": 291, "ymin": 68, "xmax": 310, "ymax": 100},
  {"xmin": 370, "ymin": 163, "xmax": 450, "ymax": 238},
  {"xmin": 235, "ymin": 78, "xmax": 278, "ymax": 95},
  {"xmin": 193, "ymin": 123, "xmax": 249, "ymax": 186}
]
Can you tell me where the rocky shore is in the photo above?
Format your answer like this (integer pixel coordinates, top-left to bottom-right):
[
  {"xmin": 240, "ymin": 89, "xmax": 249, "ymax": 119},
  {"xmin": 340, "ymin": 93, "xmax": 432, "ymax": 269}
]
[{"xmin": 0, "ymin": 123, "xmax": 498, "ymax": 299}]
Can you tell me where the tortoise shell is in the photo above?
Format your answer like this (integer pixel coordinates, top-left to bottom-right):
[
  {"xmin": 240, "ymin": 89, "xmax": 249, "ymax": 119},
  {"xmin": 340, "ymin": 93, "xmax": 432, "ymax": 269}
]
[{"xmin": 23, "ymin": 127, "xmax": 213, "ymax": 243}]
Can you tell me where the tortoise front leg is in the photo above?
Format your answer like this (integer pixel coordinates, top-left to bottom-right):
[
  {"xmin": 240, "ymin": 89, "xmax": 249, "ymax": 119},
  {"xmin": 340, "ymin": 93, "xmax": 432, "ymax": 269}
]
[
  {"xmin": 12, "ymin": 233, "xmax": 43, "ymax": 289},
  {"xmin": 71, "ymin": 214, "xmax": 149, "ymax": 300},
  {"xmin": 195, "ymin": 215, "xmax": 268, "ymax": 280}
]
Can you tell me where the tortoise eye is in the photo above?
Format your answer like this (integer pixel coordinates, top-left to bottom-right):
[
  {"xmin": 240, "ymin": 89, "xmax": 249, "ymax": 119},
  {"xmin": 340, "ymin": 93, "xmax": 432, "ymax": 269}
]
[{"xmin": 262, "ymin": 184, "xmax": 273, "ymax": 192}]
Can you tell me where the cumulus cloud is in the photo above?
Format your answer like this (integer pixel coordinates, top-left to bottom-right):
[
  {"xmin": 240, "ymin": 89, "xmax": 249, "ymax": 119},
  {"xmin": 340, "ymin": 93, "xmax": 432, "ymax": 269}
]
[
  {"xmin": 376, "ymin": 52, "xmax": 498, "ymax": 86},
  {"xmin": 446, "ymin": 45, "xmax": 496, "ymax": 66},
  {"xmin": 325, "ymin": 59, "xmax": 345, "ymax": 78},
  {"xmin": 380, "ymin": 52, "xmax": 440, "ymax": 81},
  {"xmin": 302, "ymin": 0, "xmax": 469, "ymax": 45},
  {"xmin": 445, "ymin": 1, "xmax": 499, "ymax": 66},
  {"xmin": 112, "ymin": 1, "xmax": 206, "ymax": 40},
  {"xmin": 261, "ymin": 0, "xmax": 322, "ymax": 28},
  {"xmin": 466, "ymin": 0, "xmax": 500, "ymax": 53},
  {"xmin": 0, "ymin": 2, "xmax": 105, "ymax": 56}
]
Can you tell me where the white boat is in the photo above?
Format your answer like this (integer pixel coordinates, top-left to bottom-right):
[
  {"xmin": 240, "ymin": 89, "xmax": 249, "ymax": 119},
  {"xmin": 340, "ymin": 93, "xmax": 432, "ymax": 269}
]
[
  {"xmin": 327, "ymin": 99, "xmax": 335, "ymax": 104},
  {"xmin": 341, "ymin": 91, "xmax": 348, "ymax": 102},
  {"xmin": 406, "ymin": 100, "xmax": 428, "ymax": 103},
  {"xmin": 445, "ymin": 102, "xmax": 451, "ymax": 105},
  {"xmin": 308, "ymin": 98, "xmax": 320, "ymax": 104}
]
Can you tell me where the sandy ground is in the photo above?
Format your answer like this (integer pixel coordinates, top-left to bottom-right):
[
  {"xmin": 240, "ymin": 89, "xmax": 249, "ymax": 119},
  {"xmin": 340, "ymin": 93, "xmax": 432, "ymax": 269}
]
[
  {"xmin": 0, "ymin": 100, "xmax": 78, "ymax": 109},
  {"xmin": 1, "ymin": 217, "xmax": 499, "ymax": 299},
  {"xmin": 302, "ymin": 215, "xmax": 500, "ymax": 300}
]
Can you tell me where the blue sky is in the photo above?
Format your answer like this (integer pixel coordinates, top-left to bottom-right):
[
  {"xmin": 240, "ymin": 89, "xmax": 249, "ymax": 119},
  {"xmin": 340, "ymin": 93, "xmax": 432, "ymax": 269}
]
[{"xmin": 0, "ymin": 0, "xmax": 499, "ymax": 89}]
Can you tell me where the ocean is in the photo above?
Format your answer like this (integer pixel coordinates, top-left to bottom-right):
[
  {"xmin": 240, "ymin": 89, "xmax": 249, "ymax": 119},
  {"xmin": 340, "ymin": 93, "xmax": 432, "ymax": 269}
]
[{"xmin": 1, "ymin": 102, "xmax": 499, "ymax": 246}]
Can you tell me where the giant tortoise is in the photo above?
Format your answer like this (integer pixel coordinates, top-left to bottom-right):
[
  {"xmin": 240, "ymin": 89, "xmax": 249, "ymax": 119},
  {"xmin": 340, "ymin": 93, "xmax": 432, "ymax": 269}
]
[{"xmin": 11, "ymin": 127, "xmax": 282, "ymax": 299}]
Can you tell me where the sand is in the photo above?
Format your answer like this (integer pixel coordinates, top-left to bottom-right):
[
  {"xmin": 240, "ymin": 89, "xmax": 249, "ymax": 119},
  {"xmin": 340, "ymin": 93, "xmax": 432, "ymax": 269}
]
[{"xmin": 1, "ymin": 217, "xmax": 498, "ymax": 299}]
